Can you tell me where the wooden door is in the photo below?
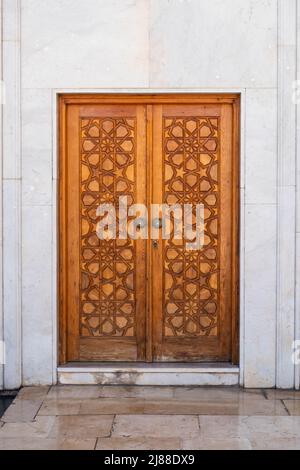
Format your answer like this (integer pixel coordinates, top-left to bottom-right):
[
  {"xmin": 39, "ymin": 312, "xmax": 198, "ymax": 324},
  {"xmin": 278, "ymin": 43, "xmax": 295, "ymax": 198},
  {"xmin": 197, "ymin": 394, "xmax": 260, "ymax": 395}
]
[
  {"xmin": 59, "ymin": 94, "xmax": 239, "ymax": 364},
  {"xmin": 60, "ymin": 102, "xmax": 147, "ymax": 361},
  {"xmin": 151, "ymin": 103, "xmax": 237, "ymax": 361}
]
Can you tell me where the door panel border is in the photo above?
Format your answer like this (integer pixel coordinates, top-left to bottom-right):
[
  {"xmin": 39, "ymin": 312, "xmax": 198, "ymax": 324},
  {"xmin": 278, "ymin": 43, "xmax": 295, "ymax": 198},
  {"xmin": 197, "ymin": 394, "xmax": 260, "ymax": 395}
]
[{"xmin": 58, "ymin": 93, "xmax": 240, "ymax": 365}]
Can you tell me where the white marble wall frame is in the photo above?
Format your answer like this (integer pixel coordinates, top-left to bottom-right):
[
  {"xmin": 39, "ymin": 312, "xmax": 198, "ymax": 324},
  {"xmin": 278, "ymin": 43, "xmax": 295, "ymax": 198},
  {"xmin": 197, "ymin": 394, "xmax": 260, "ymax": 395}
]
[
  {"xmin": 296, "ymin": 1, "xmax": 300, "ymax": 390},
  {"xmin": 277, "ymin": 0, "xmax": 297, "ymax": 389},
  {"xmin": 0, "ymin": 0, "xmax": 3, "ymax": 389},
  {"xmin": 2, "ymin": 0, "xmax": 22, "ymax": 390},
  {"xmin": 1, "ymin": 0, "xmax": 299, "ymax": 389}
]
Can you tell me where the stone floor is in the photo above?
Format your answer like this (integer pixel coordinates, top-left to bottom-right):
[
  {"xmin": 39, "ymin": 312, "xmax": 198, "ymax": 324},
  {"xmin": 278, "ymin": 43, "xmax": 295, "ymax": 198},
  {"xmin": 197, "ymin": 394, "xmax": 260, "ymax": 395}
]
[{"xmin": 0, "ymin": 385, "xmax": 300, "ymax": 449}]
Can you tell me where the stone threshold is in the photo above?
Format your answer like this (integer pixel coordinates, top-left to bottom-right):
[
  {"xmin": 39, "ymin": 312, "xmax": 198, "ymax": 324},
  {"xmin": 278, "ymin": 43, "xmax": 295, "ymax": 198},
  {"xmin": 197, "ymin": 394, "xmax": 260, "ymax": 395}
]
[{"xmin": 57, "ymin": 363, "xmax": 239, "ymax": 386}]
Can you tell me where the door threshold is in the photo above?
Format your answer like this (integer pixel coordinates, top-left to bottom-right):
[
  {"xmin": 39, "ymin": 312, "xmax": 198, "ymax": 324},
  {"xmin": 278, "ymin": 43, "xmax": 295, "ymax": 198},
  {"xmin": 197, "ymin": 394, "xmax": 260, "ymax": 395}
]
[{"xmin": 57, "ymin": 362, "xmax": 239, "ymax": 386}]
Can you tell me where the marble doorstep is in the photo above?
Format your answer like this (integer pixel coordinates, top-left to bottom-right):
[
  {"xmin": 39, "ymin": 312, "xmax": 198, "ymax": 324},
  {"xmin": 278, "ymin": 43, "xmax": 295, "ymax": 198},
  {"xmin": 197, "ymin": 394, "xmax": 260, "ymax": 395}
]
[{"xmin": 58, "ymin": 364, "xmax": 239, "ymax": 386}]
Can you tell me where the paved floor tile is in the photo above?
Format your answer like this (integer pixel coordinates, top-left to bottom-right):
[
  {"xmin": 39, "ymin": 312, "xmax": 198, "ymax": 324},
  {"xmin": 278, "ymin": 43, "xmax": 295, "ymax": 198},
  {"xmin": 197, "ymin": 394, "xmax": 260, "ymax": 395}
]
[
  {"xmin": 199, "ymin": 416, "xmax": 248, "ymax": 439},
  {"xmin": 144, "ymin": 397, "xmax": 287, "ymax": 415},
  {"xmin": 250, "ymin": 437, "xmax": 300, "ymax": 450},
  {"xmin": 79, "ymin": 399, "xmax": 145, "ymax": 415},
  {"xmin": 243, "ymin": 416, "xmax": 300, "ymax": 439},
  {"xmin": 0, "ymin": 438, "xmax": 96, "ymax": 450},
  {"xmin": 283, "ymin": 400, "xmax": 300, "ymax": 416},
  {"xmin": 96, "ymin": 437, "xmax": 181, "ymax": 450},
  {"xmin": 0, "ymin": 416, "xmax": 56, "ymax": 438},
  {"xmin": 174, "ymin": 386, "xmax": 263, "ymax": 401},
  {"xmin": 112, "ymin": 415, "xmax": 199, "ymax": 438},
  {"xmin": 1, "ymin": 386, "xmax": 300, "ymax": 450},
  {"xmin": 38, "ymin": 399, "xmax": 82, "ymax": 416},
  {"xmin": 182, "ymin": 437, "xmax": 252, "ymax": 450},
  {"xmin": 47, "ymin": 385, "xmax": 101, "ymax": 399},
  {"xmin": 1, "ymin": 399, "xmax": 42, "ymax": 423},
  {"xmin": 265, "ymin": 389, "xmax": 300, "ymax": 401},
  {"xmin": 17, "ymin": 387, "xmax": 50, "ymax": 401},
  {"xmin": 48, "ymin": 415, "xmax": 114, "ymax": 439},
  {"xmin": 99, "ymin": 385, "xmax": 175, "ymax": 399},
  {"xmin": 78, "ymin": 395, "xmax": 287, "ymax": 416}
]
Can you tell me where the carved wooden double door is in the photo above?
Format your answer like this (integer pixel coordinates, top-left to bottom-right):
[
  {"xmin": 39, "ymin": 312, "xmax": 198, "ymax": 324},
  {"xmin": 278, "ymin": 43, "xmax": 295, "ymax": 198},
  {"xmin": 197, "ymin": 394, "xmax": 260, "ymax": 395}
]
[{"xmin": 59, "ymin": 94, "xmax": 239, "ymax": 364}]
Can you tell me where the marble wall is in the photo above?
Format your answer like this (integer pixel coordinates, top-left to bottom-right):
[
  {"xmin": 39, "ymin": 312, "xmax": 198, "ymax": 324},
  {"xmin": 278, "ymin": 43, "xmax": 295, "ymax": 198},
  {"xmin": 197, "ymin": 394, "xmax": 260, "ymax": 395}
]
[
  {"xmin": 0, "ymin": 0, "xmax": 3, "ymax": 390},
  {"xmin": 1, "ymin": 0, "xmax": 299, "ymax": 388}
]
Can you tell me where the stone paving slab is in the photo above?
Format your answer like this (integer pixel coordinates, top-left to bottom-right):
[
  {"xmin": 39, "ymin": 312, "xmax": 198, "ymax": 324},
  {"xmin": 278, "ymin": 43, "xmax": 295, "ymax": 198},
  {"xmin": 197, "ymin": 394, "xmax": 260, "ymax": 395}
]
[{"xmin": 0, "ymin": 385, "xmax": 300, "ymax": 449}]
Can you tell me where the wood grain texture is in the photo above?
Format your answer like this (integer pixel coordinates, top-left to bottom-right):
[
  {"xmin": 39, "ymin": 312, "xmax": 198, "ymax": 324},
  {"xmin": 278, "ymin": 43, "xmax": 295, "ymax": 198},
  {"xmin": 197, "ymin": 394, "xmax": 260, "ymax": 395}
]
[
  {"xmin": 60, "ymin": 101, "xmax": 147, "ymax": 362},
  {"xmin": 59, "ymin": 94, "xmax": 240, "ymax": 364}
]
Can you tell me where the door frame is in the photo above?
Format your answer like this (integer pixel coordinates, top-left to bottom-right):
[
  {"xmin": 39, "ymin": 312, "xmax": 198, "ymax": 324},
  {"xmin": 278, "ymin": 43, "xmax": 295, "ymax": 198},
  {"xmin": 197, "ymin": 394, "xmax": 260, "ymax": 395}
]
[{"xmin": 58, "ymin": 92, "xmax": 240, "ymax": 366}]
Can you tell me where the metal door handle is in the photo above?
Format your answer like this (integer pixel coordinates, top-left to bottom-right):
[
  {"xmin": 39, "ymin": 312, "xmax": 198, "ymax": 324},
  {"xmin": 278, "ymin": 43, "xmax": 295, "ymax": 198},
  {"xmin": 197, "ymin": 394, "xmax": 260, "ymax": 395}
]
[
  {"xmin": 134, "ymin": 218, "xmax": 147, "ymax": 230},
  {"xmin": 152, "ymin": 218, "xmax": 163, "ymax": 229},
  {"xmin": 152, "ymin": 240, "xmax": 158, "ymax": 249}
]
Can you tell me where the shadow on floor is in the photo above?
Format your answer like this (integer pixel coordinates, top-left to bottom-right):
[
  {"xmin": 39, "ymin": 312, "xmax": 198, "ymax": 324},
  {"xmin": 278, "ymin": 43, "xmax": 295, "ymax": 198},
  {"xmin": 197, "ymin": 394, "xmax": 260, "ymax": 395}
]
[{"xmin": 0, "ymin": 392, "xmax": 17, "ymax": 418}]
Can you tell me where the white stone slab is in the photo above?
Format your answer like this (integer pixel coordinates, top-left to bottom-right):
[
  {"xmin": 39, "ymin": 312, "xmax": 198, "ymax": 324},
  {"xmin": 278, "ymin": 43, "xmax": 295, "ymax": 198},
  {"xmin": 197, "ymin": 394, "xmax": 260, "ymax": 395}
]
[
  {"xmin": 2, "ymin": 0, "xmax": 20, "ymax": 41},
  {"xmin": 21, "ymin": 0, "xmax": 149, "ymax": 89},
  {"xmin": 22, "ymin": 88, "xmax": 52, "ymax": 152},
  {"xmin": 51, "ymin": 179, "xmax": 58, "ymax": 385},
  {"xmin": 239, "ymin": 188, "xmax": 246, "ymax": 386},
  {"xmin": 58, "ymin": 364, "xmax": 239, "ymax": 386},
  {"xmin": 22, "ymin": 88, "xmax": 53, "ymax": 205},
  {"xmin": 3, "ymin": 180, "xmax": 22, "ymax": 389},
  {"xmin": 22, "ymin": 205, "xmax": 53, "ymax": 385},
  {"xmin": 296, "ymin": 233, "xmax": 300, "ymax": 390},
  {"xmin": 0, "ymin": 0, "xmax": 3, "ymax": 390},
  {"xmin": 276, "ymin": 0, "xmax": 297, "ymax": 389},
  {"xmin": 149, "ymin": 0, "xmax": 277, "ymax": 88},
  {"xmin": 245, "ymin": 89, "xmax": 277, "ymax": 204},
  {"xmin": 277, "ymin": 186, "xmax": 296, "ymax": 388},
  {"xmin": 2, "ymin": 40, "xmax": 21, "ymax": 179},
  {"xmin": 244, "ymin": 203, "xmax": 277, "ymax": 388}
]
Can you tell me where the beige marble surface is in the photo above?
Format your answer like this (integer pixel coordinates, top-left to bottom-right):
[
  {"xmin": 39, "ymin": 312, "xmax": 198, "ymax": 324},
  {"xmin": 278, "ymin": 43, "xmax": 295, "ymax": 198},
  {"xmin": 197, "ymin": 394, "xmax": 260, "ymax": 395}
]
[{"xmin": 1, "ymin": 386, "xmax": 300, "ymax": 449}]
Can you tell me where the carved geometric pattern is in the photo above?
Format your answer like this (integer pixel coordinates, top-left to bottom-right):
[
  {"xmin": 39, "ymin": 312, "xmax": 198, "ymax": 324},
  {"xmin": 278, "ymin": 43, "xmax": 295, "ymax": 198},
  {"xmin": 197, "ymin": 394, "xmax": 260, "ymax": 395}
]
[
  {"xmin": 80, "ymin": 117, "xmax": 136, "ymax": 337},
  {"xmin": 163, "ymin": 117, "xmax": 219, "ymax": 337}
]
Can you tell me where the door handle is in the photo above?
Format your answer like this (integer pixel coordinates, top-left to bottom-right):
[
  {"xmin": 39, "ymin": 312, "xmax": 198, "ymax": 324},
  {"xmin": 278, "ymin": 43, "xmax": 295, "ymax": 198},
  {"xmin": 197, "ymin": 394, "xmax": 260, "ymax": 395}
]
[
  {"xmin": 152, "ymin": 240, "xmax": 158, "ymax": 249},
  {"xmin": 152, "ymin": 218, "xmax": 163, "ymax": 229},
  {"xmin": 134, "ymin": 218, "xmax": 147, "ymax": 230}
]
